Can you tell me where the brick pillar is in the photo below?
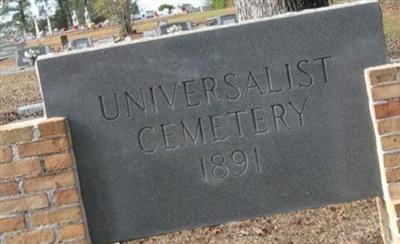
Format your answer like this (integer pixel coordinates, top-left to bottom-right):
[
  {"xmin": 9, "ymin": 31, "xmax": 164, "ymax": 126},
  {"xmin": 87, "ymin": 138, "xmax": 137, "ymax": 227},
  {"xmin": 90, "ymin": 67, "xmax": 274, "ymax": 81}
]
[
  {"xmin": 0, "ymin": 118, "xmax": 89, "ymax": 244},
  {"xmin": 365, "ymin": 63, "xmax": 400, "ymax": 244}
]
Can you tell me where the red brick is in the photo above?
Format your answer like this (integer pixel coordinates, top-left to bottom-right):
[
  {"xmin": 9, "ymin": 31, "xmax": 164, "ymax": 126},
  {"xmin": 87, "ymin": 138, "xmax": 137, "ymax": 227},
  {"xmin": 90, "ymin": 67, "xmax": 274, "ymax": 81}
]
[
  {"xmin": 0, "ymin": 215, "xmax": 25, "ymax": 232},
  {"xmin": 395, "ymin": 203, "xmax": 400, "ymax": 217},
  {"xmin": 0, "ymin": 158, "xmax": 41, "ymax": 180},
  {"xmin": 18, "ymin": 137, "xmax": 70, "ymax": 158},
  {"xmin": 372, "ymin": 82, "xmax": 400, "ymax": 101},
  {"xmin": 39, "ymin": 118, "xmax": 67, "ymax": 139},
  {"xmin": 31, "ymin": 207, "xmax": 82, "ymax": 226},
  {"xmin": 384, "ymin": 153, "xmax": 400, "ymax": 168},
  {"xmin": 0, "ymin": 194, "xmax": 48, "ymax": 214},
  {"xmin": 375, "ymin": 99, "xmax": 400, "ymax": 119},
  {"xmin": 59, "ymin": 223, "xmax": 86, "ymax": 240},
  {"xmin": 0, "ymin": 125, "xmax": 33, "ymax": 146},
  {"xmin": 54, "ymin": 188, "xmax": 80, "ymax": 206},
  {"xmin": 378, "ymin": 116, "xmax": 400, "ymax": 135},
  {"xmin": 0, "ymin": 181, "xmax": 18, "ymax": 197},
  {"xmin": 389, "ymin": 182, "xmax": 400, "ymax": 200},
  {"xmin": 24, "ymin": 170, "xmax": 76, "ymax": 193},
  {"xmin": 44, "ymin": 152, "xmax": 74, "ymax": 171},
  {"xmin": 381, "ymin": 135, "xmax": 400, "ymax": 151},
  {"xmin": 386, "ymin": 167, "xmax": 400, "ymax": 182},
  {"xmin": 5, "ymin": 229, "xmax": 54, "ymax": 244},
  {"xmin": 368, "ymin": 66, "xmax": 398, "ymax": 86},
  {"xmin": 0, "ymin": 146, "xmax": 12, "ymax": 163}
]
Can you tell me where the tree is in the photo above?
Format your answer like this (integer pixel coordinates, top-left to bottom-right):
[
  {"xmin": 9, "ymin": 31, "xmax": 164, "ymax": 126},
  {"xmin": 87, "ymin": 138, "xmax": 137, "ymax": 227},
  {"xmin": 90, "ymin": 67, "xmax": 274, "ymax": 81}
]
[
  {"xmin": 131, "ymin": 1, "xmax": 139, "ymax": 14},
  {"xmin": 92, "ymin": 0, "xmax": 133, "ymax": 37},
  {"xmin": 0, "ymin": 0, "xmax": 31, "ymax": 36},
  {"xmin": 51, "ymin": 7, "xmax": 69, "ymax": 30},
  {"xmin": 235, "ymin": 0, "xmax": 329, "ymax": 21},
  {"xmin": 158, "ymin": 4, "xmax": 174, "ymax": 12},
  {"xmin": 211, "ymin": 0, "xmax": 225, "ymax": 9},
  {"xmin": 209, "ymin": 0, "xmax": 234, "ymax": 9},
  {"xmin": 55, "ymin": 0, "xmax": 73, "ymax": 27}
]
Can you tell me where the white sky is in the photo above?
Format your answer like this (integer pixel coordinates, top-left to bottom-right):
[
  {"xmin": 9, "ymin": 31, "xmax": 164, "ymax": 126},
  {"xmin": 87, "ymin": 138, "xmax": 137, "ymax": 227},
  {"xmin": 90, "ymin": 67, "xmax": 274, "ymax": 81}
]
[{"xmin": 28, "ymin": 0, "xmax": 207, "ymax": 17}]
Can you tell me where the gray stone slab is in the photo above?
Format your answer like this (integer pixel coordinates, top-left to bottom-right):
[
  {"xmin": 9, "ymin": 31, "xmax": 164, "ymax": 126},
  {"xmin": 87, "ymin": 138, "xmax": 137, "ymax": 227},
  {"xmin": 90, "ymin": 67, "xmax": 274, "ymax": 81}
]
[
  {"xmin": 157, "ymin": 22, "xmax": 192, "ymax": 36},
  {"xmin": 17, "ymin": 45, "xmax": 51, "ymax": 67},
  {"xmin": 220, "ymin": 14, "xmax": 238, "ymax": 25},
  {"xmin": 71, "ymin": 38, "xmax": 93, "ymax": 50},
  {"xmin": 0, "ymin": 42, "xmax": 24, "ymax": 59},
  {"xmin": 37, "ymin": 2, "xmax": 386, "ymax": 243},
  {"xmin": 206, "ymin": 17, "xmax": 219, "ymax": 26},
  {"xmin": 94, "ymin": 37, "xmax": 115, "ymax": 47},
  {"xmin": 17, "ymin": 103, "xmax": 44, "ymax": 116}
]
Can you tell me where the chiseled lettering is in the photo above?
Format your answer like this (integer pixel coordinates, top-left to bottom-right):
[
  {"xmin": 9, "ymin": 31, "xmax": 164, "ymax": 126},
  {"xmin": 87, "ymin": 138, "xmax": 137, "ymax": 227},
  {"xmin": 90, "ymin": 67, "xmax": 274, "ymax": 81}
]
[
  {"xmin": 99, "ymin": 94, "xmax": 120, "ymax": 120},
  {"xmin": 271, "ymin": 104, "xmax": 290, "ymax": 131},
  {"xmin": 159, "ymin": 82, "xmax": 178, "ymax": 109},
  {"xmin": 250, "ymin": 107, "xmax": 269, "ymax": 135},
  {"xmin": 245, "ymin": 71, "xmax": 264, "ymax": 97},
  {"xmin": 313, "ymin": 56, "xmax": 332, "ymax": 83},
  {"xmin": 289, "ymin": 98, "xmax": 308, "ymax": 126},
  {"xmin": 149, "ymin": 87, "xmax": 157, "ymax": 113},
  {"xmin": 265, "ymin": 67, "xmax": 283, "ymax": 94},
  {"xmin": 227, "ymin": 110, "xmax": 246, "ymax": 137},
  {"xmin": 125, "ymin": 90, "xmax": 146, "ymax": 117},
  {"xmin": 182, "ymin": 80, "xmax": 201, "ymax": 108},
  {"xmin": 138, "ymin": 127, "xmax": 157, "ymax": 153},
  {"xmin": 285, "ymin": 63, "xmax": 293, "ymax": 90},
  {"xmin": 181, "ymin": 118, "xmax": 205, "ymax": 145},
  {"xmin": 201, "ymin": 77, "xmax": 219, "ymax": 104},
  {"xmin": 297, "ymin": 60, "xmax": 314, "ymax": 88},
  {"xmin": 223, "ymin": 73, "xmax": 241, "ymax": 101},
  {"xmin": 209, "ymin": 114, "xmax": 228, "ymax": 142},
  {"xmin": 161, "ymin": 123, "xmax": 178, "ymax": 150}
]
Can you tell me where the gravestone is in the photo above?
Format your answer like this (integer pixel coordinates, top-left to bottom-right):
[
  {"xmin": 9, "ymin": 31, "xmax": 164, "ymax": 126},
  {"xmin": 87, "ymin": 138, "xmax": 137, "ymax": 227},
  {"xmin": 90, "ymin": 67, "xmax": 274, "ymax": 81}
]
[
  {"xmin": 220, "ymin": 14, "xmax": 238, "ymax": 25},
  {"xmin": 94, "ymin": 37, "xmax": 115, "ymax": 47},
  {"xmin": 71, "ymin": 38, "xmax": 93, "ymax": 50},
  {"xmin": 0, "ymin": 42, "xmax": 24, "ymax": 60},
  {"xmin": 206, "ymin": 17, "xmax": 219, "ymax": 26},
  {"xmin": 143, "ymin": 30, "xmax": 158, "ymax": 38},
  {"xmin": 17, "ymin": 103, "xmax": 44, "ymax": 116},
  {"xmin": 37, "ymin": 2, "xmax": 386, "ymax": 243},
  {"xmin": 16, "ymin": 45, "xmax": 51, "ymax": 67},
  {"xmin": 60, "ymin": 35, "xmax": 69, "ymax": 49},
  {"xmin": 157, "ymin": 21, "xmax": 193, "ymax": 36}
]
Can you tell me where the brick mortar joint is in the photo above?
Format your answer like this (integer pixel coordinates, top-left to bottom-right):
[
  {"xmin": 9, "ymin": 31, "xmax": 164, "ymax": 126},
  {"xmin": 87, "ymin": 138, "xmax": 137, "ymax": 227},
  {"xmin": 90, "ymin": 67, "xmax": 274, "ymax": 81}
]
[
  {"xmin": 33, "ymin": 124, "xmax": 41, "ymax": 140},
  {"xmin": 0, "ymin": 118, "xmax": 67, "ymax": 132},
  {"xmin": 0, "ymin": 202, "xmax": 83, "ymax": 222},
  {"xmin": 0, "ymin": 164, "xmax": 75, "ymax": 186}
]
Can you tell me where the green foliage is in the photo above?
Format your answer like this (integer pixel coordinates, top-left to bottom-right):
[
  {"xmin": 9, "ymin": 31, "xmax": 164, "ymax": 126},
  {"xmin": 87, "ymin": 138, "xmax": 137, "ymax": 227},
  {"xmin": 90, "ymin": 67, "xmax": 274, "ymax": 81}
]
[
  {"xmin": 92, "ymin": 0, "xmax": 132, "ymax": 36},
  {"xmin": 131, "ymin": 1, "xmax": 140, "ymax": 14},
  {"xmin": 158, "ymin": 4, "xmax": 174, "ymax": 12},
  {"xmin": 225, "ymin": 0, "xmax": 235, "ymax": 7},
  {"xmin": 211, "ymin": 0, "xmax": 226, "ymax": 9},
  {"xmin": 0, "ymin": 0, "xmax": 32, "ymax": 35},
  {"xmin": 208, "ymin": 0, "xmax": 235, "ymax": 9},
  {"xmin": 51, "ymin": 7, "xmax": 69, "ymax": 30}
]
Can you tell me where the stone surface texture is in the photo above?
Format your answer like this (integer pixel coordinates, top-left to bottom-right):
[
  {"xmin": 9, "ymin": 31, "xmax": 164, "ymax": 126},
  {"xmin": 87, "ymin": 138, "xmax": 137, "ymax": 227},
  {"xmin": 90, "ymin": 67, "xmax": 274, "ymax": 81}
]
[{"xmin": 37, "ymin": 2, "xmax": 386, "ymax": 243}]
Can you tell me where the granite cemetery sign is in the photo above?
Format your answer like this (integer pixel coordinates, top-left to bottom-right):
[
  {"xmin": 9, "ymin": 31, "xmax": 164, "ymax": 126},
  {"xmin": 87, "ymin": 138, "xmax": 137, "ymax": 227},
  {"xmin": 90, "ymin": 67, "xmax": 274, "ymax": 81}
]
[{"xmin": 37, "ymin": 2, "xmax": 386, "ymax": 243}]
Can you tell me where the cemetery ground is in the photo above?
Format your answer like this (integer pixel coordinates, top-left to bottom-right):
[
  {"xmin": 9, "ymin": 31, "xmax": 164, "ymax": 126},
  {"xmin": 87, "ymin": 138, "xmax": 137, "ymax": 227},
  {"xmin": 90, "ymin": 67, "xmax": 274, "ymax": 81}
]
[{"xmin": 0, "ymin": 1, "xmax": 398, "ymax": 244}]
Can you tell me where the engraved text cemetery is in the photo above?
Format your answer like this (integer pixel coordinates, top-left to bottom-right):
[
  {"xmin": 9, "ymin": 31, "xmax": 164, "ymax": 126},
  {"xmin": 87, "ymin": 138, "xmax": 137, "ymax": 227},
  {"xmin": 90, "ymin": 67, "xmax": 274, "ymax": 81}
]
[{"xmin": 99, "ymin": 56, "xmax": 331, "ymax": 155}]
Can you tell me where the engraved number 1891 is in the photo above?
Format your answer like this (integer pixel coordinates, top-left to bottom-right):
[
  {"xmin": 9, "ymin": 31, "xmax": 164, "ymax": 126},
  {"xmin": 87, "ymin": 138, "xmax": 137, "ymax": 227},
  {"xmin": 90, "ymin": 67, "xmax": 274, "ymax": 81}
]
[{"xmin": 200, "ymin": 147, "xmax": 262, "ymax": 182}]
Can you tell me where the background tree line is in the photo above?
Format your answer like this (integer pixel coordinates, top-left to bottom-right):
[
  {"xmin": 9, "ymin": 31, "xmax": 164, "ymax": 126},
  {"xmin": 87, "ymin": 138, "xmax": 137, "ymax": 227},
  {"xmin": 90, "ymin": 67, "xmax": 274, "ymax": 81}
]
[{"xmin": 1, "ymin": 0, "xmax": 329, "ymax": 40}]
